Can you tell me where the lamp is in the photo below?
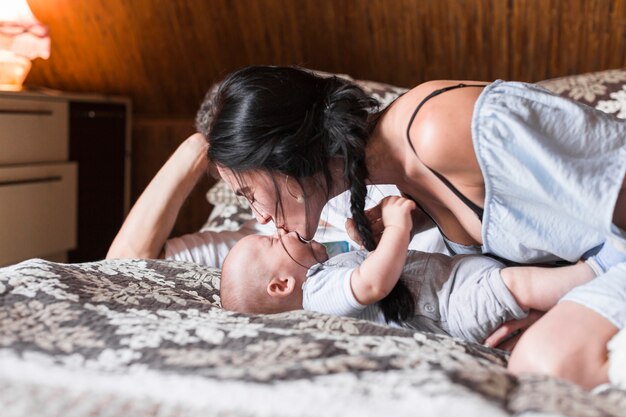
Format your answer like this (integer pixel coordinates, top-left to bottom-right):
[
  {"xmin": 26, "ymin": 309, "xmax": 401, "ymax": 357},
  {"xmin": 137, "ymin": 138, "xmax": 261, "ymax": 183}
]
[{"xmin": 0, "ymin": 0, "xmax": 50, "ymax": 91}]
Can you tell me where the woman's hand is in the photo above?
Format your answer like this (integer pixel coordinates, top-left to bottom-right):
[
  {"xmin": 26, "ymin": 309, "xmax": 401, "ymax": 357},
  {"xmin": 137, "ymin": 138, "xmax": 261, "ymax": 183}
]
[{"xmin": 484, "ymin": 310, "xmax": 544, "ymax": 351}]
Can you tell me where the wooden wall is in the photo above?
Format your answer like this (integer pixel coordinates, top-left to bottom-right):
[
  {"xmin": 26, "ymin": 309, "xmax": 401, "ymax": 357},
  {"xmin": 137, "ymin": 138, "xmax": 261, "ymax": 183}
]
[{"xmin": 25, "ymin": 0, "xmax": 626, "ymax": 236}]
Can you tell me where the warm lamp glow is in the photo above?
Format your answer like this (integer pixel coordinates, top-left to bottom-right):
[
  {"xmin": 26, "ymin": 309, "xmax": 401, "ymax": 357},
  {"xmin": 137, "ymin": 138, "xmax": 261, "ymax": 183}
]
[{"xmin": 0, "ymin": 0, "xmax": 50, "ymax": 91}]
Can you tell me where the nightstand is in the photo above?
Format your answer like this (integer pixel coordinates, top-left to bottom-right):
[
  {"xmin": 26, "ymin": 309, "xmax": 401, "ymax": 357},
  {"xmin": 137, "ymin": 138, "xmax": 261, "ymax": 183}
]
[{"xmin": 0, "ymin": 90, "xmax": 131, "ymax": 266}]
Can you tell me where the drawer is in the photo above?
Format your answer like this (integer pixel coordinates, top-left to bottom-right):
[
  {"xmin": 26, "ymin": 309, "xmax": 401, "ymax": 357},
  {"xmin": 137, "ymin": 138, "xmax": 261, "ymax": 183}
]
[
  {"xmin": 0, "ymin": 163, "xmax": 77, "ymax": 266},
  {"xmin": 0, "ymin": 97, "xmax": 68, "ymax": 165}
]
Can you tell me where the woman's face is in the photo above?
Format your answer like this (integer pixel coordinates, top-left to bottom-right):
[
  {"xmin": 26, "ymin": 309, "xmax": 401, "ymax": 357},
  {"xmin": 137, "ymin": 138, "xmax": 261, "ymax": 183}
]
[{"xmin": 217, "ymin": 166, "xmax": 327, "ymax": 241}]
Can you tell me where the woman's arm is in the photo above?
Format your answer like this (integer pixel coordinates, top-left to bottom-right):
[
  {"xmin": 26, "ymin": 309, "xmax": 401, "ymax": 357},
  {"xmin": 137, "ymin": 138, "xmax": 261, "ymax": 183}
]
[
  {"xmin": 500, "ymin": 262, "xmax": 595, "ymax": 312},
  {"xmin": 106, "ymin": 133, "xmax": 209, "ymax": 259},
  {"xmin": 349, "ymin": 196, "xmax": 415, "ymax": 304}
]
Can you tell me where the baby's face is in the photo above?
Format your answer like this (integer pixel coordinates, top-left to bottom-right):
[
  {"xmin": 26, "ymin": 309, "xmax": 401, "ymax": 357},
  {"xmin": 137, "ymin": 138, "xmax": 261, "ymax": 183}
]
[{"xmin": 241, "ymin": 232, "xmax": 329, "ymax": 276}]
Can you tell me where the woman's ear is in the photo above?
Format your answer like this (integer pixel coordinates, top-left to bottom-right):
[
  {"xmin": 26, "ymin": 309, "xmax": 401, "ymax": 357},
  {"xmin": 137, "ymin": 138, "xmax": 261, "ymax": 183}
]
[{"xmin": 267, "ymin": 276, "xmax": 296, "ymax": 298}]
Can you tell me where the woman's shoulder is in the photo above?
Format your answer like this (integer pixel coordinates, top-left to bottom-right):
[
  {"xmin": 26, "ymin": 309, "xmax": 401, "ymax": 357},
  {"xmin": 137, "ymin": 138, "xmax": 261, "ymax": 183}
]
[
  {"xmin": 387, "ymin": 80, "xmax": 486, "ymax": 173},
  {"xmin": 384, "ymin": 79, "xmax": 487, "ymax": 130}
]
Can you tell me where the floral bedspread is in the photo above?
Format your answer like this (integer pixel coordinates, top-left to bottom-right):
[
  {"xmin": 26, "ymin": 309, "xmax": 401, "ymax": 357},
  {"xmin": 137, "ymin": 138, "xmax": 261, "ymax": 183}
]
[{"xmin": 1, "ymin": 258, "xmax": 625, "ymax": 417}]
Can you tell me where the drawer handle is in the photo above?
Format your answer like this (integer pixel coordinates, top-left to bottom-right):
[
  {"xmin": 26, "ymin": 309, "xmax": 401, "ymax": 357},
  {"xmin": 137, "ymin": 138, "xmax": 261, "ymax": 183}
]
[
  {"xmin": 0, "ymin": 109, "xmax": 54, "ymax": 116},
  {"xmin": 0, "ymin": 176, "xmax": 62, "ymax": 187}
]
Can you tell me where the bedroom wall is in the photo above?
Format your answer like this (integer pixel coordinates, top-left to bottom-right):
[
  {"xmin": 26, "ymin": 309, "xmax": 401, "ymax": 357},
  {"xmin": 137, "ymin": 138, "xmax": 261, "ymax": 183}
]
[{"xmin": 25, "ymin": 0, "xmax": 626, "ymax": 236}]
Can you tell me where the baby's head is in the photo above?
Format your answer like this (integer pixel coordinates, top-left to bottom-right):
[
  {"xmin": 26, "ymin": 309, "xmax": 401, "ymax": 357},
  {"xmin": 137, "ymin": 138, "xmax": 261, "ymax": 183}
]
[{"xmin": 220, "ymin": 232, "xmax": 328, "ymax": 314}]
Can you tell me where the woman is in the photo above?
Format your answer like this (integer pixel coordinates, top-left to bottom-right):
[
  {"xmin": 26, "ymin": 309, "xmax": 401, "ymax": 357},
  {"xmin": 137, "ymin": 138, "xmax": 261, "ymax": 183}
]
[
  {"xmin": 110, "ymin": 65, "xmax": 626, "ymax": 389},
  {"xmin": 202, "ymin": 66, "xmax": 626, "ymax": 389}
]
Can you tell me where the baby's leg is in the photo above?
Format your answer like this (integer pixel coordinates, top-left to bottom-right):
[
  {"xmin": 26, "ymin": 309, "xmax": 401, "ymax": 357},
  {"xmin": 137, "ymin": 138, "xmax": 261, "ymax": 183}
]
[{"xmin": 444, "ymin": 258, "xmax": 528, "ymax": 344}]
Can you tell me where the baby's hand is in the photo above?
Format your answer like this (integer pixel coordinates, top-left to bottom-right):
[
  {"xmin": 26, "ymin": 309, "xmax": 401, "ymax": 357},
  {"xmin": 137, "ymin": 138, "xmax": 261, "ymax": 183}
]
[{"xmin": 380, "ymin": 196, "xmax": 416, "ymax": 232}]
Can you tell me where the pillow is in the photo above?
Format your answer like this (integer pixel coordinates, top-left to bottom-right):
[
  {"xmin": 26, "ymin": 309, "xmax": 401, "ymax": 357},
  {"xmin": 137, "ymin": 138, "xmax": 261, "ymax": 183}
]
[
  {"xmin": 203, "ymin": 177, "xmax": 253, "ymax": 232},
  {"xmin": 352, "ymin": 78, "xmax": 409, "ymax": 109},
  {"xmin": 201, "ymin": 202, "xmax": 255, "ymax": 232},
  {"xmin": 538, "ymin": 68, "xmax": 626, "ymax": 119},
  {"xmin": 310, "ymin": 69, "xmax": 409, "ymax": 109},
  {"xmin": 206, "ymin": 179, "xmax": 250, "ymax": 208}
]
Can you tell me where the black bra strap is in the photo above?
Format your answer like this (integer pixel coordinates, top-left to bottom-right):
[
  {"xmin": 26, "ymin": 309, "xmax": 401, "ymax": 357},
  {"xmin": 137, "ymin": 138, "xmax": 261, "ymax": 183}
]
[
  {"xmin": 406, "ymin": 83, "xmax": 487, "ymax": 220},
  {"xmin": 429, "ymin": 169, "xmax": 485, "ymax": 221}
]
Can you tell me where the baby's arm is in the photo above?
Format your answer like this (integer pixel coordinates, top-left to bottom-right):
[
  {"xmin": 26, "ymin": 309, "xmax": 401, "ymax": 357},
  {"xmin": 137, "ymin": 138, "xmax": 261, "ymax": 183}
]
[
  {"xmin": 500, "ymin": 262, "xmax": 595, "ymax": 312},
  {"xmin": 349, "ymin": 196, "xmax": 416, "ymax": 305}
]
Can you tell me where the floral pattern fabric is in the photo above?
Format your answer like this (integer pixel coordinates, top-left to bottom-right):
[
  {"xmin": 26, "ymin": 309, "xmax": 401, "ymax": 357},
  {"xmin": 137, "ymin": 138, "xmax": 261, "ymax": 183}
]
[{"xmin": 1, "ymin": 258, "xmax": 625, "ymax": 417}]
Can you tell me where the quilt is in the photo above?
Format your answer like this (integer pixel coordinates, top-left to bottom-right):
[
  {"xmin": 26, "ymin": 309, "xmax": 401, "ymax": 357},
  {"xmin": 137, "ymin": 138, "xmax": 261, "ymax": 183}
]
[{"xmin": 1, "ymin": 258, "xmax": 625, "ymax": 417}]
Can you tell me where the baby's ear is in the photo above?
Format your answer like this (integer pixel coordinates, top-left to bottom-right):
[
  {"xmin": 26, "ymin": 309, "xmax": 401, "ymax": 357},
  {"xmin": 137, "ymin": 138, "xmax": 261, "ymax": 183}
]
[{"xmin": 267, "ymin": 276, "xmax": 296, "ymax": 298}]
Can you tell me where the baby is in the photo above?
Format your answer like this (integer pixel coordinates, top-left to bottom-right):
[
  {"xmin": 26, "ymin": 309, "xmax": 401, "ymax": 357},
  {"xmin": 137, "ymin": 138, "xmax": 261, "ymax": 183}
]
[{"xmin": 221, "ymin": 196, "xmax": 624, "ymax": 344}]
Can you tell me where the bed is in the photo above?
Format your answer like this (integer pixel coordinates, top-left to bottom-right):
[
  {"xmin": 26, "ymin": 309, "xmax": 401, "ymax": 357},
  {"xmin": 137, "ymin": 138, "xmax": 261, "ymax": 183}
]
[{"xmin": 2, "ymin": 69, "xmax": 626, "ymax": 417}]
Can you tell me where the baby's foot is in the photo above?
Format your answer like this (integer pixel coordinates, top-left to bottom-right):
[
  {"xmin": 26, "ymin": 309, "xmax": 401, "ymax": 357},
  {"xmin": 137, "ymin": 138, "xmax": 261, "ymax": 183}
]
[{"xmin": 585, "ymin": 235, "xmax": 626, "ymax": 276}]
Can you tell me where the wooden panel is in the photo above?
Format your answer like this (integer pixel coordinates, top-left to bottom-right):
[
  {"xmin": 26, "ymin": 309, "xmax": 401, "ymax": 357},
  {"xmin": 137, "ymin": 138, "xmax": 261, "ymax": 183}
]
[
  {"xmin": 132, "ymin": 119, "xmax": 215, "ymax": 238},
  {"xmin": 25, "ymin": 0, "xmax": 626, "ymax": 117}
]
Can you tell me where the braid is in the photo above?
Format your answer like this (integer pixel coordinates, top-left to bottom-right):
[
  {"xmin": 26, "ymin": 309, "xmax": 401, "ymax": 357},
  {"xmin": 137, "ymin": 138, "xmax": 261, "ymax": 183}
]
[
  {"xmin": 343, "ymin": 149, "xmax": 415, "ymax": 326},
  {"xmin": 379, "ymin": 279, "xmax": 416, "ymax": 324},
  {"xmin": 348, "ymin": 157, "xmax": 376, "ymax": 251}
]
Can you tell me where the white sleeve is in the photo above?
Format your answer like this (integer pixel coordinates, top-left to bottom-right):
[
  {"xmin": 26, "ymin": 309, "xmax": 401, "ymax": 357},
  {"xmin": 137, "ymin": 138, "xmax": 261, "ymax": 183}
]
[
  {"xmin": 164, "ymin": 219, "xmax": 273, "ymax": 268},
  {"xmin": 302, "ymin": 266, "xmax": 366, "ymax": 317}
]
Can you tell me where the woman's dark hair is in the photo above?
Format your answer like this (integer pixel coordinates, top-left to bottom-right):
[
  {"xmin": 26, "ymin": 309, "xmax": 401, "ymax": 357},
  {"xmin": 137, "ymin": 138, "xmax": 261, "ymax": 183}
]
[{"xmin": 196, "ymin": 65, "xmax": 414, "ymax": 324}]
